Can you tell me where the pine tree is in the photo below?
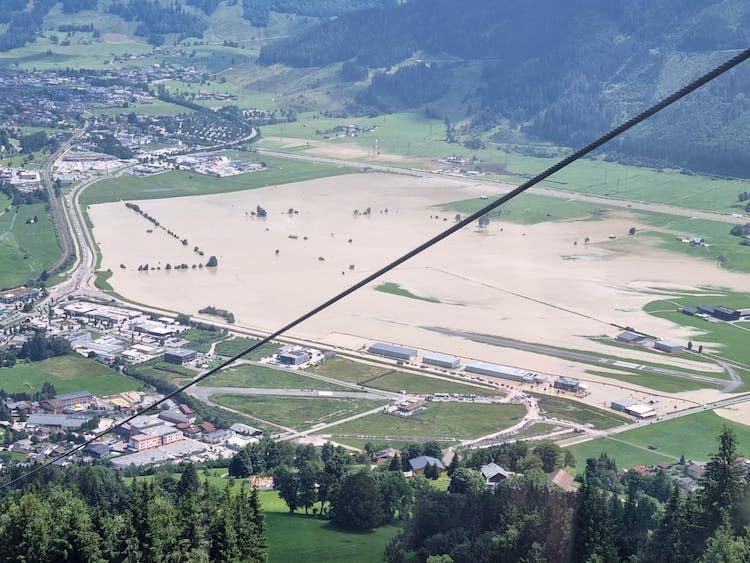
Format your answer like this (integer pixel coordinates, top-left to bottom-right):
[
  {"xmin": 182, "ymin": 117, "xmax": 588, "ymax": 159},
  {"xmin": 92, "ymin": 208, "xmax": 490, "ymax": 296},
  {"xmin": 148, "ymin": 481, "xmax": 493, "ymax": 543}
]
[
  {"xmin": 208, "ymin": 487, "xmax": 240, "ymax": 562},
  {"xmin": 446, "ymin": 453, "xmax": 462, "ymax": 477},
  {"xmin": 389, "ymin": 453, "xmax": 402, "ymax": 472},
  {"xmin": 701, "ymin": 426, "xmax": 746, "ymax": 527},
  {"xmin": 700, "ymin": 513, "xmax": 750, "ymax": 563}
]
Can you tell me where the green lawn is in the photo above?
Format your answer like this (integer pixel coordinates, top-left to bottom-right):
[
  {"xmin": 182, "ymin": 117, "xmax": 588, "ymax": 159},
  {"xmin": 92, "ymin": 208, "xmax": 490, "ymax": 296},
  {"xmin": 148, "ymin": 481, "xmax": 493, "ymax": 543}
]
[
  {"xmin": 307, "ymin": 357, "xmax": 395, "ymax": 384},
  {"xmin": 260, "ymin": 491, "xmax": 399, "ymax": 563},
  {"xmin": 214, "ymin": 338, "xmax": 279, "ymax": 360},
  {"xmin": 374, "ymin": 282, "xmax": 440, "ymax": 303},
  {"xmin": 331, "ymin": 402, "xmax": 526, "ymax": 441},
  {"xmin": 200, "ymin": 364, "xmax": 350, "ymax": 391},
  {"xmin": 511, "ymin": 422, "xmax": 565, "ymax": 441},
  {"xmin": 0, "ymin": 355, "xmax": 142, "ymax": 395},
  {"xmin": 532, "ymin": 394, "xmax": 630, "ymax": 429},
  {"xmin": 211, "ymin": 395, "xmax": 386, "ymax": 430},
  {"xmin": 440, "ymin": 193, "xmax": 610, "ymax": 225},
  {"xmin": 0, "ymin": 199, "xmax": 62, "ymax": 289},
  {"xmin": 182, "ymin": 328, "xmax": 227, "ymax": 353},
  {"xmin": 80, "ymin": 157, "xmax": 354, "ymax": 205},
  {"xmin": 604, "ymin": 410, "xmax": 750, "ymax": 462},
  {"xmin": 566, "ymin": 437, "xmax": 670, "ymax": 473}
]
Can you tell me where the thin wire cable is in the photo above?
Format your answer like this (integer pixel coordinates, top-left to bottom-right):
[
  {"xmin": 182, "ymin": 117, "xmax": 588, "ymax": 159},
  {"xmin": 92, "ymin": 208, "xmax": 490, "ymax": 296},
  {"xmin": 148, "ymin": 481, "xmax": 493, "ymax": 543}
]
[{"xmin": 3, "ymin": 47, "xmax": 749, "ymax": 489}]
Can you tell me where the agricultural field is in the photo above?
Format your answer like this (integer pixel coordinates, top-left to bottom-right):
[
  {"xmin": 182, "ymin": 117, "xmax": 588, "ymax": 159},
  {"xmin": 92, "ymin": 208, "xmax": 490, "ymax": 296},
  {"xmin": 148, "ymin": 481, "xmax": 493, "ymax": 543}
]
[
  {"xmin": 0, "ymin": 355, "xmax": 142, "ymax": 395},
  {"xmin": 583, "ymin": 369, "xmax": 723, "ymax": 394},
  {"xmin": 374, "ymin": 282, "xmax": 440, "ymax": 303},
  {"xmin": 261, "ymin": 111, "xmax": 750, "ymax": 214},
  {"xmin": 79, "ymin": 157, "xmax": 355, "ymax": 205},
  {"xmin": 214, "ymin": 338, "xmax": 279, "ymax": 360},
  {"xmin": 330, "ymin": 402, "xmax": 526, "ymax": 441},
  {"xmin": 0, "ymin": 199, "xmax": 62, "ymax": 289},
  {"xmin": 211, "ymin": 395, "xmax": 386, "ymax": 430},
  {"xmin": 199, "ymin": 363, "xmax": 349, "ymax": 391},
  {"xmin": 533, "ymin": 394, "xmax": 630, "ymax": 429},
  {"xmin": 136, "ymin": 360, "xmax": 198, "ymax": 386}
]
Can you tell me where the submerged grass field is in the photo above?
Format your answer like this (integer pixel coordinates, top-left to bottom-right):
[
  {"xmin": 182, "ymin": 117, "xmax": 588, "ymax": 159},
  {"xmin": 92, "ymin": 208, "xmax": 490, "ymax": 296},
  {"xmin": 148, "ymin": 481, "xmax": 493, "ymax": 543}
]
[
  {"xmin": 331, "ymin": 402, "xmax": 526, "ymax": 441},
  {"xmin": 80, "ymin": 157, "xmax": 355, "ymax": 205},
  {"xmin": 375, "ymin": 282, "xmax": 440, "ymax": 303},
  {"xmin": 211, "ymin": 395, "xmax": 386, "ymax": 430},
  {"xmin": 0, "ymin": 199, "xmax": 62, "ymax": 289},
  {"xmin": 0, "ymin": 355, "xmax": 142, "ymax": 395}
]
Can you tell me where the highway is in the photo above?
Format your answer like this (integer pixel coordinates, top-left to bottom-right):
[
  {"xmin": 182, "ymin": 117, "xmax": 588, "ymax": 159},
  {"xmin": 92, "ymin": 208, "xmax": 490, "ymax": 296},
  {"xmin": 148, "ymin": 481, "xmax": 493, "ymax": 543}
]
[{"xmin": 41, "ymin": 121, "xmax": 89, "ymax": 274}]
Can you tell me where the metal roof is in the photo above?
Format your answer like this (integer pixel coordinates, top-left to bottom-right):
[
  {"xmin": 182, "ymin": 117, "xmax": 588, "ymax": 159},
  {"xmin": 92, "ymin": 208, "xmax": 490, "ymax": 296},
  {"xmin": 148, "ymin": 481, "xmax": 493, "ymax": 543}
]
[
  {"xmin": 368, "ymin": 342, "xmax": 417, "ymax": 356},
  {"xmin": 423, "ymin": 351, "xmax": 461, "ymax": 365}
]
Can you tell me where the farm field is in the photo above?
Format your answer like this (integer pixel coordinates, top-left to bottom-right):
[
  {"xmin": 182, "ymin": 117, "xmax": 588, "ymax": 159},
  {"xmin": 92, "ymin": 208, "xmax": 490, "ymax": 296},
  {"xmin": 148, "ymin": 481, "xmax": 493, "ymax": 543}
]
[
  {"xmin": 211, "ymin": 395, "xmax": 386, "ymax": 430},
  {"xmin": 330, "ymin": 402, "xmax": 526, "ymax": 441},
  {"xmin": 80, "ymin": 157, "xmax": 355, "ymax": 205},
  {"xmin": 0, "ymin": 355, "xmax": 142, "ymax": 395},
  {"xmin": 533, "ymin": 394, "xmax": 630, "ymax": 429},
  {"xmin": 199, "ymin": 363, "xmax": 350, "ymax": 391},
  {"xmin": 214, "ymin": 338, "xmax": 279, "ymax": 359},
  {"xmin": 260, "ymin": 111, "xmax": 750, "ymax": 214},
  {"xmin": 0, "ymin": 199, "xmax": 62, "ymax": 289}
]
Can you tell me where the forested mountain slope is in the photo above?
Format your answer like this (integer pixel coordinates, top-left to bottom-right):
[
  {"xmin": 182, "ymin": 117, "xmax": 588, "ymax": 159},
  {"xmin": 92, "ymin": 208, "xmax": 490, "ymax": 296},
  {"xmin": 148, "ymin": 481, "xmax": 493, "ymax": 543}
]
[{"xmin": 259, "ymin": 0, "xmax": 750, "ymax": 177}]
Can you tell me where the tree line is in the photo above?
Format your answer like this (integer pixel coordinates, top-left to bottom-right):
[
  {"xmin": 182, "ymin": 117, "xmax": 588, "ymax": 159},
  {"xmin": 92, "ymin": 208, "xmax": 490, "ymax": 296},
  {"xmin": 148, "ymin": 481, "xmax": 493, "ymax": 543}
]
[
  {"xmin": 387, "ymin": 427, "xmax": 750, "ymax": 563},
  {"xmin": 109, "ymin": 0, "xmax": 208, "ymax": 45},
  {"xmin": 0, "ymin": 463, "xmax": 268, "ymax": 562}
]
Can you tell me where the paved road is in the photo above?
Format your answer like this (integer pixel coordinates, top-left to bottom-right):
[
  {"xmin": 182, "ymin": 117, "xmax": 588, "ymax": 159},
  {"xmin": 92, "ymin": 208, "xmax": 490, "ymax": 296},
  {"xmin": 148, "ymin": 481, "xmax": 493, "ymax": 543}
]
[
  {"xmin": 426, "ymin": 326, "xmax": 740, "ymax": 392},
  {"xmin": 42, "ymin": 122, "xmax": 89, "ymax": 274},
  {"xmin": 256, "ymin": 148, "xmax": 749, "ymax": 225}
]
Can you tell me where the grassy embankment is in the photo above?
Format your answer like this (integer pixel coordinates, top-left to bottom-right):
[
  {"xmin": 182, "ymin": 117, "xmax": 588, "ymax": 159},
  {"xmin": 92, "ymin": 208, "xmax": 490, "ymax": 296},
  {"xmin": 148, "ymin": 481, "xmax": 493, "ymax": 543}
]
[
  {"xmin": 0, "ymin": 354, "xmax": 142, "ymax": 395},
  {"xmin": 0, "ymin": 197, "xmax": 62, "ymax": 289}
]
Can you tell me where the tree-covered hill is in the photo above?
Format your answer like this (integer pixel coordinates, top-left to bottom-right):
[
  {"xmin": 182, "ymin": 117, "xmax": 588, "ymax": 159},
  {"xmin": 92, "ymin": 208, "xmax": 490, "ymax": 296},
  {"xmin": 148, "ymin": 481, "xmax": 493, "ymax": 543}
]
[{"xmin": 258, "ymin": 0, "xmax": 750, "ymax": 177}]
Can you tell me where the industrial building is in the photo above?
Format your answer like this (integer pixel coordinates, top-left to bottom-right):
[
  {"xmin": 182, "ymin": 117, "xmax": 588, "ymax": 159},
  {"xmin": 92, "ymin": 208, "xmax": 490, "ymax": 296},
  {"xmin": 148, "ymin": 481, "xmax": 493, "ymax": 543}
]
[
  {"xmin": 654, "ymin": 340, "xmax": 683, "ymax": 353},
  {"xmin": 0, "ymin": 287, "xmax": 42, "ymax": 304},
  {"xmin": 697, "ymin": 304, "xmax": 715, "ymax": 315},
  {"xmin": 611, "ymin": 398, "xmax": 637, "ymax": 412},
  {"xmin": 465, "ymin": 360, "xmax": 547, "ymax": 384},
  {"xmin": 616, "ymin": 331, "xmax": 646, "ymax": 344},
  {"xmin": 368, "ymin": 342, "xmax": 417, "ymax": 361},
  {"xmin": 422, "ymin": 351, "xmax": 461, "ymax": 369},
  {"xmin": 164, "ymin": 348, "xmax": 197, "ymax": 365},
  {"xmin": 26, "ymin": 413, "xmax": 92, "ymax": 430},
  {"xmin": 681, "ymin": 307, "xmax": 698, "ymax": 316},
  {"xmin": 277, "ymin": 349, "xmax": 311, "ymax": 366},
  {"xmin": 554, "ymin": 376, "xmax": 583, "ymax": 393},
  {"xmin": 55, "ymin": 391, "xmax": 94, "ymax": 409},
  {"xmin": 610, "ymin": 398, "xmax": 656, "ymax": 418},
  {"xmin": 712, "ymin": 306, "xmax": 741, "ymax": 321}
]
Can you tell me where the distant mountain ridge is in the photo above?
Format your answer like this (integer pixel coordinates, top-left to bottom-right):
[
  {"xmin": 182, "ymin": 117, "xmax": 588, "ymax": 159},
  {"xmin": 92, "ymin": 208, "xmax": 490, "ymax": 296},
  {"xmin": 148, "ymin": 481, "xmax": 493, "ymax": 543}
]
[{"xmin": 258, "ymin": 0, "xmax": 750, "ymax": 177}]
